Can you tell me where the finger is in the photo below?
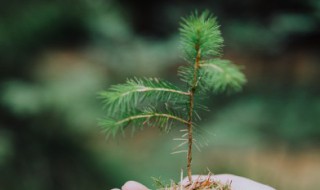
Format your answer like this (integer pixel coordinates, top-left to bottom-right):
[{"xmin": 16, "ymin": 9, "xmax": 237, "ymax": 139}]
[
  {"xmin": 213, "ymin": 174, "xmax": 275, "ymax": 190},
  {"xmin": 122, "ymin": 181, "xmax": 149, "ymax": 190}
]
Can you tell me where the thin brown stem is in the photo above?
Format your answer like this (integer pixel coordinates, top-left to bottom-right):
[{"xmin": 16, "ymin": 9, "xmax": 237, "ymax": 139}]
[
  {"xmin": 187, "ymin": 46, "xmax": 201, "ymax": 182},
  {"xmin": 116, "ymin": 113, "xmax": 189, "ymax": 125}
]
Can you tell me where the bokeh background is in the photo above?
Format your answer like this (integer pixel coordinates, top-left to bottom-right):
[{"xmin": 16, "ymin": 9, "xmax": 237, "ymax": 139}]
[{"xmin": 0, "ymin": 0, "xmax": 319, "ymax": 189}]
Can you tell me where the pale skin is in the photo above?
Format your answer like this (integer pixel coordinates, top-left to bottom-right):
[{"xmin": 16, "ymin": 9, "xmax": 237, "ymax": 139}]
[{"xmin": 111, "ymin": 174, "xmax": 276, "ymax": 190}]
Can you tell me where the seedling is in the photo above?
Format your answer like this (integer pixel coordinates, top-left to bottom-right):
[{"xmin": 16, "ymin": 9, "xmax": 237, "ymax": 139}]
[{"xmin": 99, "ymin": 11, "xmax": 246, "ymax": 187}]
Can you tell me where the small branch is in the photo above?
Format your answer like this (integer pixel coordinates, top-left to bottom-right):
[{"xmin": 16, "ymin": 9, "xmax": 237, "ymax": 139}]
[
  {"xmin": 116, "ymin": 113, "xmax": 189, "ymax": 125},
  {"xmin": 120, "ymin": 87, "xmax": 190, "ymax": 97},
  {"xmin": 171, "ymin": 150, "xmax": 188, "ymax": 154},
  {"xmin": 199, "ymin": 63, "xmax": 224, "ymax": 72}
]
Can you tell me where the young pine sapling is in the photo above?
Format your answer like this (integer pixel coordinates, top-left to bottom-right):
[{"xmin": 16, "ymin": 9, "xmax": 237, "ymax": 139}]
[{"xmin": 99, "ymin": 11, "xmax": 246, "ymax": 184}]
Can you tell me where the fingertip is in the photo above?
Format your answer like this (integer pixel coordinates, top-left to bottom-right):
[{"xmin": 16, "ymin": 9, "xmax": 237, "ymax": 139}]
[{"xmin": 122, "ymin": 181, "xmax": 149, "ymax": 190}]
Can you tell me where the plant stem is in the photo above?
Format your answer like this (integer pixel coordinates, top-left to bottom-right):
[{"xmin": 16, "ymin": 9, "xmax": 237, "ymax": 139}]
[
  {"xmin": 116, "ymin": 113, "xmax": 189, "ymax": 125},
  {"xmin": 187, "ymin": 46, "xmax": 201, "ymax": 182},
  {"xmin": 120, "ymin": 87, "xmax": 190, "ymax": 97}
]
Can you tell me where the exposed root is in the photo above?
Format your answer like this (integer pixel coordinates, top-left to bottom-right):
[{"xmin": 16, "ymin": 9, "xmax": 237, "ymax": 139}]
[{"xmin": 156, "ymin": 173, "xmax": 232, "ymax": 190}]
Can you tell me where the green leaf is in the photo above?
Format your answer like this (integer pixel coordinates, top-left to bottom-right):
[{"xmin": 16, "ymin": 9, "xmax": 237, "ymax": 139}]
[
  {"xmin": 180, "ymin": 10, "xmax": 224, "ymax": 63},
  {"xmin": 199, "ymin": 59, "xmax": 247, "ymax": 93},
  {"xmin": 99, "ymin": 77, "xmax": 189, "ymax": 115},
  {"xmin": 177, "ymin": 64, "xmax": 195, "ymax": 86},
  {"xmin": 151, "ymin": 177, "xmax": 166, "ymax": 189},
  {"xmin": 99, "ymin": 107, "xmax": 188, "ymax": 138}
]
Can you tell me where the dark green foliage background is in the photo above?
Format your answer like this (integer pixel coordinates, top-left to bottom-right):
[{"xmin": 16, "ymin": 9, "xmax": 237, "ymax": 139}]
[{"xmin": 0, "ymin": 0, "xmax": 319, "ymax": 189}]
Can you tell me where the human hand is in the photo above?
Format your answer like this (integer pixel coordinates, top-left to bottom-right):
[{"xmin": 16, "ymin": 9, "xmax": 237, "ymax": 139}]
[{"xmin": 112, "ymin": 174, "xmax": 275, "ymax": 190}]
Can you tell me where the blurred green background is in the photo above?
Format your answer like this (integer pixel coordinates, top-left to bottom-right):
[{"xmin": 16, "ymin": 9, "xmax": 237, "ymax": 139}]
[{"xmin": 0, "ymin": 0, "xmax": 319, "ymax": 189}]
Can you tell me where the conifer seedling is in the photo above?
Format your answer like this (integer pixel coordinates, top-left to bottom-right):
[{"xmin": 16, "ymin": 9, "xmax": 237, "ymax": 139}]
[{"xmin": 99, "ymin": 11, "xmax": 246, "ymax": 188}]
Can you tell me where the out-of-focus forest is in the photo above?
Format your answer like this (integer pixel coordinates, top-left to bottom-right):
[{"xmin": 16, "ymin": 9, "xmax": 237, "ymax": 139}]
[{"xmin": 0, "ymin": 0, "xmax": 319, "ymax": 189}]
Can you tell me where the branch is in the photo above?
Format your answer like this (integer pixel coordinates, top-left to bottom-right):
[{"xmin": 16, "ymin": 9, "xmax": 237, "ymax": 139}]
[
  {"xmin": 116, "ymin": 113, "xmax": 189, "ymax": 125},
  {"xmin": 120, "ymin": 87, "xmax": 190, "ymax": 97},
  {"xmin": 100, "ymin": 110, "xmax": 189, "ymax": 138},
  {"xmin": 198, "ymin": 59, "xmax": 247, "ymax": 93},
  {"xmin": 199, "ymin": 63, "xmax": 224, "ymax": 72},
  {"xmin": 100, "ymin": 78, "xmax": 189, "ymax": 114}
]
